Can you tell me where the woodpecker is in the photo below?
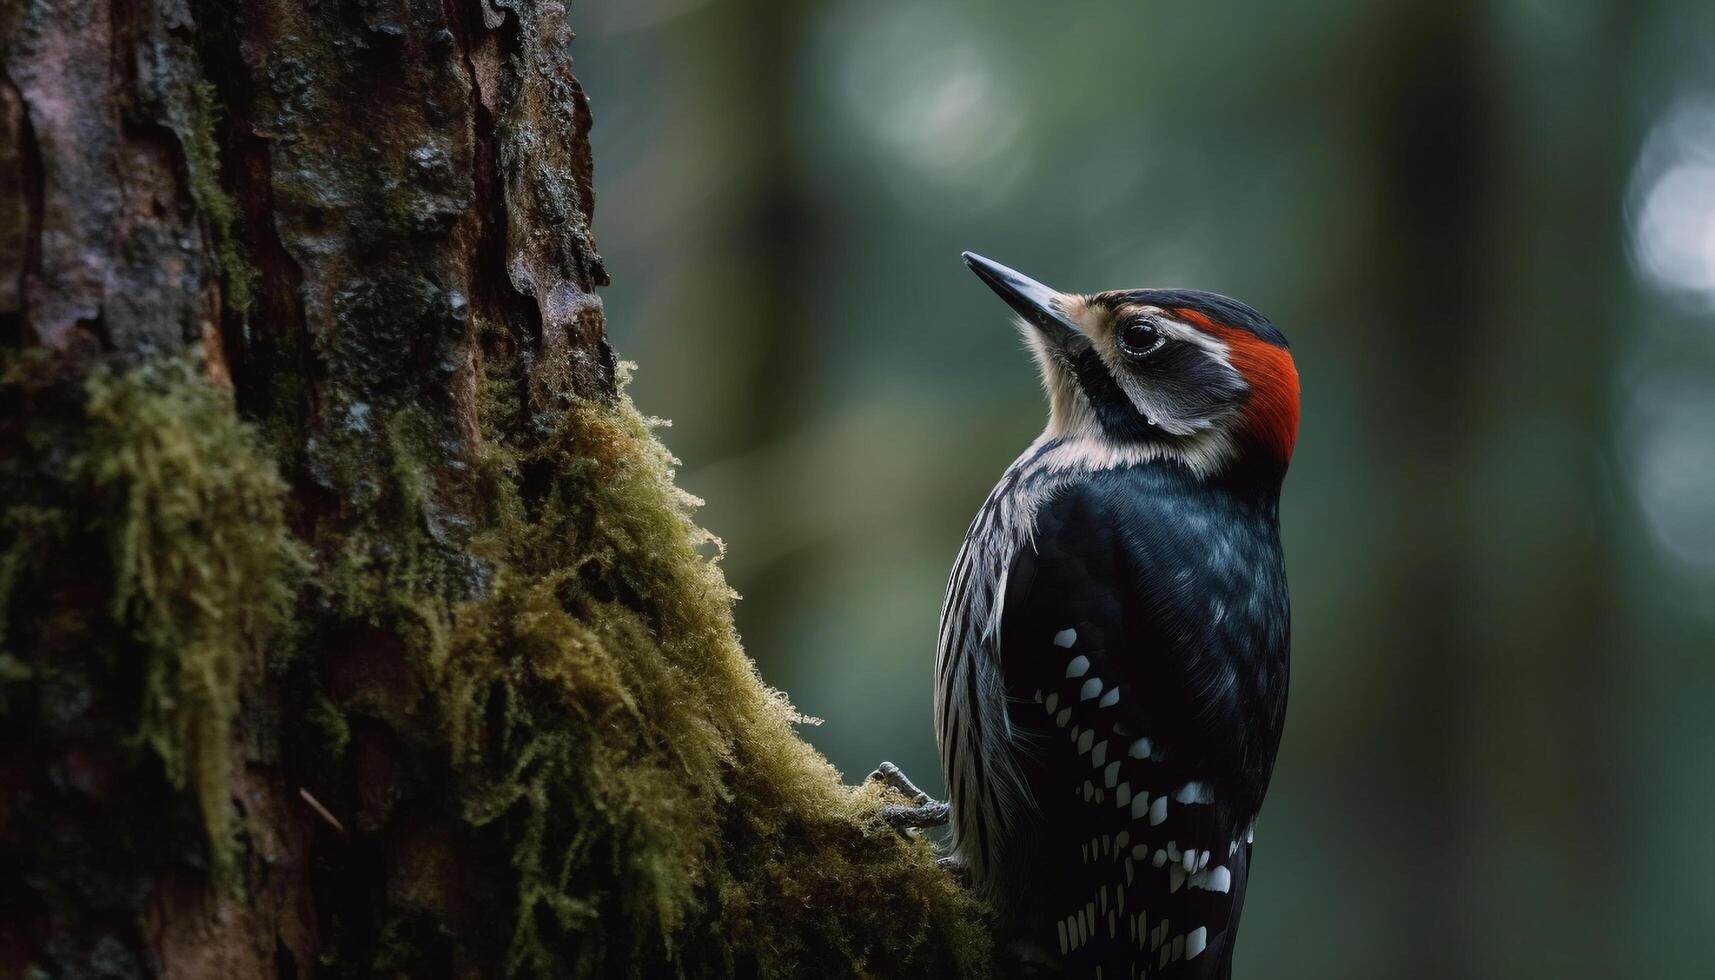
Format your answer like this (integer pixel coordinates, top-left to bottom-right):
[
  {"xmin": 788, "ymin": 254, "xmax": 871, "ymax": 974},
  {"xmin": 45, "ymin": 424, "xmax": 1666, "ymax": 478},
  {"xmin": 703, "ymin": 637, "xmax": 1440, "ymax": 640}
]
[{"xmin": 876, "ymin": 253, "xmax": 1297, "ymax": 979}]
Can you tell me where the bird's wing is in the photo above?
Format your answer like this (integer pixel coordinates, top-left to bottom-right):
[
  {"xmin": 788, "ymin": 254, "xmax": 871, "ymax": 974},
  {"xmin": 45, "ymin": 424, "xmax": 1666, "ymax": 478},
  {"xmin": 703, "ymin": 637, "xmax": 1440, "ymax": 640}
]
[{"xmin": 998, "ymin": 477, "xmax": 1255, "ymax": 976}]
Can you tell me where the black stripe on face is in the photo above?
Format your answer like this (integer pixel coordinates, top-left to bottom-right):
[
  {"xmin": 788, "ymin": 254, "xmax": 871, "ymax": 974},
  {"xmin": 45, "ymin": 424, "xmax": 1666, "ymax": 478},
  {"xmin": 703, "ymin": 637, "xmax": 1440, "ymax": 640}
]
[
  {"xmin": 1067, "ymin": 346, "xmax": 1156, "ymax": 442},
  {"xmin": 1065, "ymin": 332, "xmax": 1248, "ymax": 444}
]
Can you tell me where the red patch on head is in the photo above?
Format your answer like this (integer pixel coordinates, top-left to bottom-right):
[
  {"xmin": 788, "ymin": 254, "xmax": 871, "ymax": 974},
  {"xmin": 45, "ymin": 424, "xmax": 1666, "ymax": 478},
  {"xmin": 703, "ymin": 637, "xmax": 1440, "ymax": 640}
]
[{"xmin": 1176, "ymin": 309, "xmax": 1299, "ymax": 462}]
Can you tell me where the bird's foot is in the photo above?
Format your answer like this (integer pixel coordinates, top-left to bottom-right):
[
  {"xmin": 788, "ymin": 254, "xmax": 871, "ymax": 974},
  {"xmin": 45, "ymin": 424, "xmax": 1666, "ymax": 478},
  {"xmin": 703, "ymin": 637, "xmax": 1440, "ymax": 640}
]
[
  {"xmin": 868, "ymin": 761, "xmax": 950, "ymax": 831},
  {"xmin": 869, "ymin": 760, "xmax": 935, "ymax": 804}
]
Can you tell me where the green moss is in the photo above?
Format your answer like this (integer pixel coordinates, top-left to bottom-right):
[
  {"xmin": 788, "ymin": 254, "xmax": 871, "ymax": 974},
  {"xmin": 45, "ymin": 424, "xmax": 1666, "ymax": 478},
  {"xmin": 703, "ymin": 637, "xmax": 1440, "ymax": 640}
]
[
  {"xmin": 78, "ymin": 364, "xmax": 301, "ymax": 879},
  {"xmin": 421, "ymin": 366, "xmax": 991, "ymax": 977},
  {"xmin": 5, "ymin": 348, "xmax": 987, "ymax": 974},
  {"xmin": 1, "ymin": 360, "xmax": 302, "ymax": 882},
  {"xmin": 300, "ymin": 356, "xmax": 990, "ymax": 977}
]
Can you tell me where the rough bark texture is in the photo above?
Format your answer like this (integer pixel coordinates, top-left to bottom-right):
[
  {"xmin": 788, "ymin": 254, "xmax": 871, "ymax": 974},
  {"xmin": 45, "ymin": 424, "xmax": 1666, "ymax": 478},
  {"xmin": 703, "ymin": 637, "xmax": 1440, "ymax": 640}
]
[{"xmin": 0, "ymin": 2, "xmax": 990, "ymax": 977}]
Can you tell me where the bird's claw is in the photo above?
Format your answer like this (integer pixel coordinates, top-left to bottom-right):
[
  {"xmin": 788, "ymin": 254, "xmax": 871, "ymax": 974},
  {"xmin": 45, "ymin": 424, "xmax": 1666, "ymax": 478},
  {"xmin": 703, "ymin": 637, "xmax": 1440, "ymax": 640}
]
[
  {"xmin": 869, "ymin": 761, "xmax": 932, "ymax": 804},
  {"xmin": 869, "ymin": 761, "xmax": 950, "ymax": 832},
  {"xmin": 879, "ymin": 799, "xmax": 951, "ymax": 829}
]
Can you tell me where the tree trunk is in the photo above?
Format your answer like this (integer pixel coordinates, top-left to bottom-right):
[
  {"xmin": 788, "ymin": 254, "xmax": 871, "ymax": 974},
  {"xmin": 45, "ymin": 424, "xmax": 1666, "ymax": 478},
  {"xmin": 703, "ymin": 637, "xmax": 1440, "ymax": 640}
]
[{"xmin": 0, "ymin": 2, "xmax": 988, "ymax": 977}]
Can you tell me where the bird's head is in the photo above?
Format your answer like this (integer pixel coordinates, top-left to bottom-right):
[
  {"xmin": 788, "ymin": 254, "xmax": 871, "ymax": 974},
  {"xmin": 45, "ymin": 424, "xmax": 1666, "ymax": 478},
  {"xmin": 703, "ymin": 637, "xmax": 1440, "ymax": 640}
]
[{"xmin": 962, "ymin": 251, "xmax": 1298, "ymax": 480}]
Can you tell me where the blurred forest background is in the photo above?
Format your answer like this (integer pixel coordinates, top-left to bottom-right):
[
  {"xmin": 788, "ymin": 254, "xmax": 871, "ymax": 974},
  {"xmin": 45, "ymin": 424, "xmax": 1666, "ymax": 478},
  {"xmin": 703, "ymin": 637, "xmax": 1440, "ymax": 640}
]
[{"xmin": 575, "ymin": 2, "xmax": 1715, "ymax": 977}]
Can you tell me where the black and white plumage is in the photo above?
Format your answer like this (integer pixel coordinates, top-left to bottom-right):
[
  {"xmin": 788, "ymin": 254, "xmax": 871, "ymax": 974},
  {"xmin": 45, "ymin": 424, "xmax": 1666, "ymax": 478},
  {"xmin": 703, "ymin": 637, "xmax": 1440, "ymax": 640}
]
[{"xmin": 931, "ymin": 254, "xmax": 1298, "ymax": 979}]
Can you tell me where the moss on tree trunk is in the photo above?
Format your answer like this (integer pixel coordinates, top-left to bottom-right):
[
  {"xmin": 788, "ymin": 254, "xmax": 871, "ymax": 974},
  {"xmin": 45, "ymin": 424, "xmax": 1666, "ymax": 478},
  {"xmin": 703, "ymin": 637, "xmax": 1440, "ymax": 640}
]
[{"xmin": 0, "ymin": 1, "xmax": 990, "ymax": 976}]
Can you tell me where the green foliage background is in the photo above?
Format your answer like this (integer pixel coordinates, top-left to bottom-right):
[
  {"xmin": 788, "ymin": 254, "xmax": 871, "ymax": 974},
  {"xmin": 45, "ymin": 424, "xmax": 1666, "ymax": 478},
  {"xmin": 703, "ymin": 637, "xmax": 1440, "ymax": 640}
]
[{"xmin": 578, "ymin": 2, "xmax": 1715, "ymax": 977}]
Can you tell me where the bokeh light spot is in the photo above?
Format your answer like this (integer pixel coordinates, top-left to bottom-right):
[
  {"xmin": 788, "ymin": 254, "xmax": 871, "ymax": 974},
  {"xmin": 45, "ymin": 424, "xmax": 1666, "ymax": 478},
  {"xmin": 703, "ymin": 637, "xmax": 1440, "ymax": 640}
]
[
  {"xmin": 828, "ymin": 2, "xmax": 1029, "ymax": 211},
  {"xmin": 1627, "ymin": 100, "xmax": 1715, "ymax": 307},
  {"xmin": 1626, "ymin": 375, "xmax": 1715, "ymax": 568}
]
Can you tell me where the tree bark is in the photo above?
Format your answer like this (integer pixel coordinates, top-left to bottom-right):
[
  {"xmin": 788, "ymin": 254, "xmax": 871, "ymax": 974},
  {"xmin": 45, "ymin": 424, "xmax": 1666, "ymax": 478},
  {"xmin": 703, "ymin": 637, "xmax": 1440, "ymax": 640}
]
[{"xmin": 0, "ymin": 2, "xmax": 988, "ymax": 977}]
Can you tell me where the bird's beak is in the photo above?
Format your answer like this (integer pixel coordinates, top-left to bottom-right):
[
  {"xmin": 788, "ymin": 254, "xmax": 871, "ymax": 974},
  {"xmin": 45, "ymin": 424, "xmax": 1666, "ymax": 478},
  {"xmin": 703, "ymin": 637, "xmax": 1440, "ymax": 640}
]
[{"xmin": 962, "ymin": 251, "xmax": 1082, "ymax": 347}]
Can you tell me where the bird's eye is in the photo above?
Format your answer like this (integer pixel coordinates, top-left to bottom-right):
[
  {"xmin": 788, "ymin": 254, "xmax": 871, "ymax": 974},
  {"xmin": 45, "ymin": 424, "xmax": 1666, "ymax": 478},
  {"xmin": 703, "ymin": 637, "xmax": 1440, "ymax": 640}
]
[{"xmin": 1117, "ymin": 318, "xmax": 1164, "ymax": 358}]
